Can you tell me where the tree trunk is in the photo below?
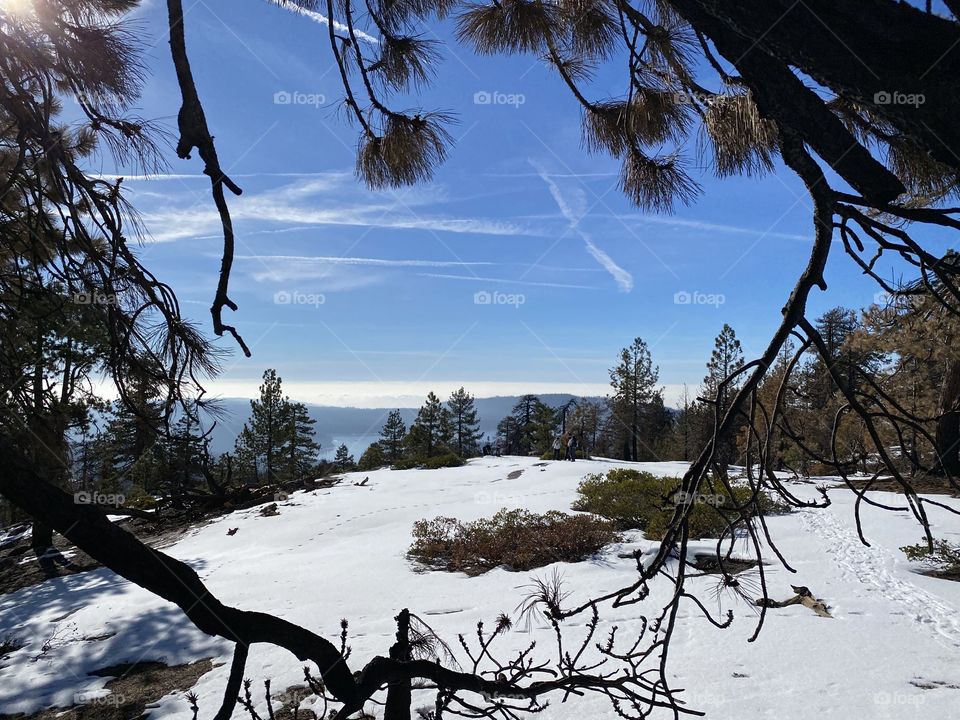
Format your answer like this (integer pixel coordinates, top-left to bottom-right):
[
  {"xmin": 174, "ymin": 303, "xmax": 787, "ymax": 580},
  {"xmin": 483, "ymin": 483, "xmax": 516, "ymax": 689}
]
[
  {"xmin": 935, "ymin": 358, "xmax": 960, "ymax": 477},
  {"xmin": 669, "ymin": 0, "xmax": 960, "ymax": 179},
  {"xmin": 384, "ymin": 609, "xmax": 412, "ymax": 720}
]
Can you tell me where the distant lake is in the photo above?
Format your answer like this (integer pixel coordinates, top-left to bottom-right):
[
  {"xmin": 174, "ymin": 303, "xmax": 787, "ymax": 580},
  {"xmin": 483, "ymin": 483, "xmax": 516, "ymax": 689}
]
[{"xmin": 318, "ymin": 434, "xmax": 379, "ymax": 462}]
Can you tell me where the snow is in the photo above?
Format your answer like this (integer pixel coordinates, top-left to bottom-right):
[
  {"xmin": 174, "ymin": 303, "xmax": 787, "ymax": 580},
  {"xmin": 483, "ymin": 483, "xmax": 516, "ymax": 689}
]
[{"xmin": 1, "ymin": 456, "xmax": 959, "ymax": 718}]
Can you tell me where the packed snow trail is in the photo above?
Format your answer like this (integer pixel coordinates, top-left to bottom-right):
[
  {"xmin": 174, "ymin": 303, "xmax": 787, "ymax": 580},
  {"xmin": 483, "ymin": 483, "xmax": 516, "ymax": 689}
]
[{"xmin": 799, "ymin": 507, "xmax": 960, "ymax": 650}]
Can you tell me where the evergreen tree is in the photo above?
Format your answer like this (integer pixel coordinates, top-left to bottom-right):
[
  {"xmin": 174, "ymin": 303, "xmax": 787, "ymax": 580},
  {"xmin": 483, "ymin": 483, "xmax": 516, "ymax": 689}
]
[
  {"xmin": 447, "ymin": 386, "xmax": 483, "ymax": 458},
  {"xmin": 671, "ymin": 384, "xmax": 698, "ymax": 462},
  {"xmin": 280, "ymin": 401, "xmax": 321, "ymax": 480},
  {"xmin": 496, "ymin": 414, "xmax": 522, "ymax": 455},
  {"xmin": 333, "ymin": 443, "xmax": 355, "ymax": 472},
  {"xmin": 503, "ymin": 394, "xmax": 553, "ymax": 455},
  {"xmin": 161, "ymin": 412, "xmax": 208, "ymax": 496},
  {"xmin": 357, "ymin": 442, "xmax": 385, "ymax": 471},
  {"xmin": 700, "ymin": 324, "xmax": 745, "ymax": 477},
  {"xmin": 608, "ymin": 337, "xmax": 660, "ymax": 461},
  {"xmin": 406, "ymin": 392, "xmax": 450, "ymax": 459},
  {"xmin": 232, "ymin": 370, "xmax": 319, "ymax": 484},
  {"xmin": 233, "ymin": 426, "xmax": 260, "ymax": 486},
  {"xmin": 379, "ymin": 409, "xmax": 407, "ymax": 463},
  {"xmin": 94, "ymin": 373, "xmax": 164, "ymax": 493},
  {"xmin": 568, "ymin": 399, "xmax": 604, "ymax": 457},
  {"xmin": 240, "ymin": 369, "xmax": 287, "ymax": 484}
]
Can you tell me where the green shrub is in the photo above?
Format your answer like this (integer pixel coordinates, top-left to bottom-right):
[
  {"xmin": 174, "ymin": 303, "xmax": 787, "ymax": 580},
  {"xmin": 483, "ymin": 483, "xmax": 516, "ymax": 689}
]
[
  {"xmin": 357, "ymin": 443, "xmax": 386, "ymax": 471},
  {"xmin": 394, "ymin": 453, "xmax": 464, "ymax": 470},
  {"xmin": 423, "ymin": 453, "xmax": 464, "ymax": 469},
  {"xmin": 124, "ymin": 485, "xmax": 158, "ymax": 510},
  {"xmin": 573, "ymin": 469, "xmax": 784, "ymax": 541},
  {"xmin": 901, "ymin": 538, "xmax": 960, "ymax": 574},
  {"xmin": 409, "ymin": 508, "xmax": 621, "ymax": 575}
]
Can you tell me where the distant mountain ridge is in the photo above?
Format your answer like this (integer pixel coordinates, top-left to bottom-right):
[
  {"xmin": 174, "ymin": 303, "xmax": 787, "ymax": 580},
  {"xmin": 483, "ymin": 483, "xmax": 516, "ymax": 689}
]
[{"xmin": 206, "ymin": 394, "xmax": 606, "ymax": 458}]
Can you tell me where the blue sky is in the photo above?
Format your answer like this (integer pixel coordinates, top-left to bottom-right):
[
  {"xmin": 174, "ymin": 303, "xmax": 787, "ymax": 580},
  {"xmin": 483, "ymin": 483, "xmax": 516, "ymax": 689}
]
[{"xmin": 84, "ymin": 0, "xmax": 950, "ymax": 407}]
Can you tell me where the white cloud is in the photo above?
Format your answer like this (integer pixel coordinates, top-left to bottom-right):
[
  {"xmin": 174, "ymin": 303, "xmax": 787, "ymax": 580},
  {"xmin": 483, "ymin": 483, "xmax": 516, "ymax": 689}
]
[
  {"xmin": 530, "ymin": 160, "xmax": 634, "ymax": 293},
  {"xmin": 273, "ymin": 0, "xmax": 378, "ymax": 45},
  {"xmin": 206, "ymin": 379, "xmax": 614, "ymax": 408},
  {"xmin": 137, "ymin": 176, "xmax": 533, "ymax": 243},
  {"xmin": 237, "ymin": 255, "xmax": 494, "ymax": 283},
  {"xmin": 421, "ymin": 273, "xmax": 599, "ymax": 290}
]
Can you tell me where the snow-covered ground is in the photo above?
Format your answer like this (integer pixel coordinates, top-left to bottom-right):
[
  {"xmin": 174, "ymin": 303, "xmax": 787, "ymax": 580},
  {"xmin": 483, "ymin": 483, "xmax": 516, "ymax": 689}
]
[{"xmin": 2, "ymin": 456, "xmax": 959, "ymax": 718}]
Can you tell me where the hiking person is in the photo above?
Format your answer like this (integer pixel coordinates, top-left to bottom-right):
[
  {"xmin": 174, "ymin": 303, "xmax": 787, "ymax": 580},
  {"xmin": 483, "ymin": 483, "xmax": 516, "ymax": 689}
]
[
  {"xmin": 566, "ymin": 435, "xmax": 578, "ymax": 461},
  {"xmin": 552, "ymin": 435, "xmax": 562, "ymax": 460}
]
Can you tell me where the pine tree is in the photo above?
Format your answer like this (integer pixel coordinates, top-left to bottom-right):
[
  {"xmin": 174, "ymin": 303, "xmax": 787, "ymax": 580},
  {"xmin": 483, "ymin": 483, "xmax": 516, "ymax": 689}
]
[
  {"xmin": 334, "ymin": 443, "xmax": 355, "ymax": 472},
  {"xmin": 233, "ymin": 426, "xmax": 260, "ymax": 486},
  {"xmin": 280, "ymin": 401, "xmax": 321, "ymax": 480},
  {"xmin": 379, "ymin": 409, "xmax": 407, "ymax": 463},
  {"xmin": 242, "ymin": 369, "xmax": 287, "ymax": 484},
  {"xmin": 358, "ymin": 442, "xmax": 385, "ymax": 471},
  {"xmin": 95, "ymin": 373, "xmax": 164, "ymax": 493},
  {"xmin": 608, "ymin": 337, "xmax": 660, "ymax": 461},
  {"xmin": 161, "ymin": 412, "xmax": 208, "ymax": 496},
  {"xmin": 671, "ymin": 384, "xmax": 698, "ymax": 462},
  {"xmin": 233, "ymin": 370, "xmax": 319, "ymax": 484},
  {"xmin": 503, "ymin": 394, "xmax": 553, "ymax": 455},
  {"xmin": 496, "ymin": 414, "xmax": 522, "ymax": 455},
  {"xmin": 701, "ymin": 324, "xmax": 745, "ymax": 477},
  {"xmin": 407, "ymin": 392, "xmax": 450, "ymax": 459},
  {"xmin": 568, "ymin": 399, "xmax": 604, "ymax": 456},
  {"xmin": 447, "ymin": 387, "xmax": 482, "ymax": 458}
]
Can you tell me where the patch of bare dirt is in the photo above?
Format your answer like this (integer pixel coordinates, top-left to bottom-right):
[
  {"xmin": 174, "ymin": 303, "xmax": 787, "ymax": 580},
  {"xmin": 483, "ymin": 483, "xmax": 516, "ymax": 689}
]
[
  {"xmin": 841, "ymin": 476, "xmax": 960, "ymax": 496},
  {"xmin": 0, "ymin": 658, "xmax": 213, "ymax": 720}
]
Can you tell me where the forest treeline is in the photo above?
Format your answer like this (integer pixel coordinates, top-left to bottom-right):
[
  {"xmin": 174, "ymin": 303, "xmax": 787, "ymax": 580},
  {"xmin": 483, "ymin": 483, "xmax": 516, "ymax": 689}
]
[{"xmin": 4, "ymin": 293, "xmax": 957, "ymax": 527}]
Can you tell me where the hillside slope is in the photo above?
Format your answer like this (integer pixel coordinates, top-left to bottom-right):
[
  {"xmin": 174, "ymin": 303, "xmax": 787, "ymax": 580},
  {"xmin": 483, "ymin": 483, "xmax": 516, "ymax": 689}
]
[{"xmin": 1, "ymin": 457, "xmax": 958, "ymax": 718}]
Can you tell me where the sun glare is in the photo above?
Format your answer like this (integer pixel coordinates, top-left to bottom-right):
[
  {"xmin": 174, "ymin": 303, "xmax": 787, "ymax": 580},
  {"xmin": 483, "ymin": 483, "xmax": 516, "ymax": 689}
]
[{"xmin": 0, "ymin": 0, "xmax": 32, "ymax": 15}]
